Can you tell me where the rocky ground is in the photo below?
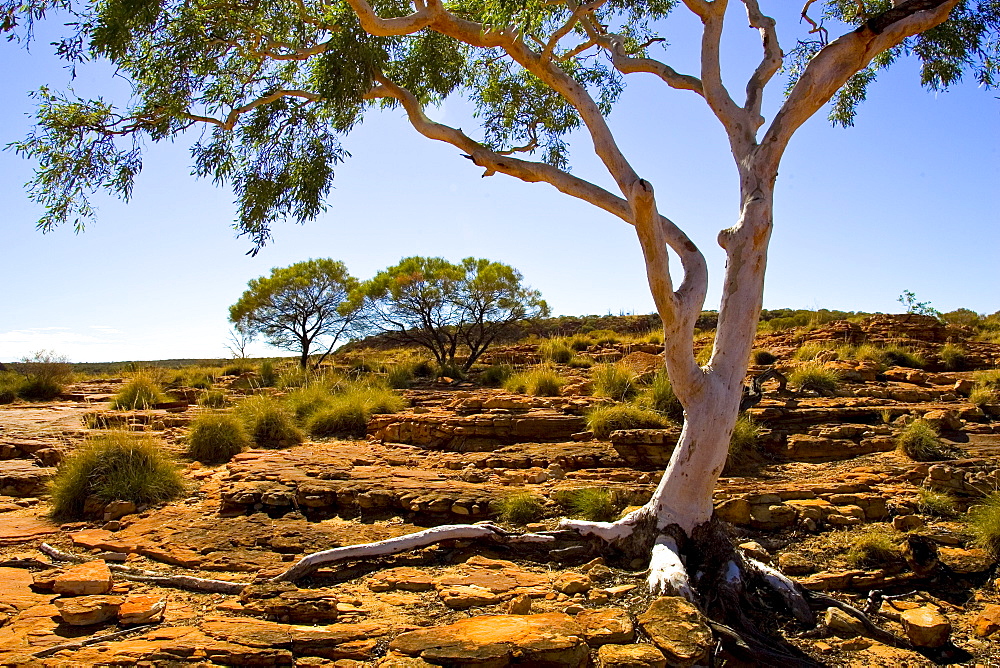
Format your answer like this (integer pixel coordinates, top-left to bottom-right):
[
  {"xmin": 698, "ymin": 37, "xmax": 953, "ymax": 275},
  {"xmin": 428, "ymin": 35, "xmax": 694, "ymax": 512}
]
[{"xmin": 1, "ymin": 314, "xmax": 999, "ymax": 666}]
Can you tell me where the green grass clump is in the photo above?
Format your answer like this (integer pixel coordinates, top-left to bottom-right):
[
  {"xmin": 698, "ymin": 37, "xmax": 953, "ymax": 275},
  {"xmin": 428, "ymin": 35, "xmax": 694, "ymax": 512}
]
[
  {"xmin": 480, "ymin": 364, "xmax": 514, "ymax": 387},
  {"xmin": 538, "ymin": 339, "xmax": 574, "ymax": 364},
  {"xmin": 198, "ymin": 389, "xmax": 228, "ymax": 408},
  {"xmin": 111, "ymin": 372, "xmax": 166, "ymax": 410},
  {"xmin": 504, "ymin": 366, "xmax": 564, "ymax": 397},
  {"xmin": 493, "ymin": 491, "xmax": 545, "ymax": 525},
  {"xmin": 751, "ymin": 350, "xmax": 778, "ymax": 365},
  {"xmin": 49, "ymin": 431, "xmax": 184, "ymax": 519},
  {"xmin": 307, "ymin": 385, "xmax": 406, "ymax": 438},
  {"xmin": 896, "ymin": 419, "xmax": 953, "ymax": 461},
  {"xmin": 938, "ymin": 343, "xmax": 967, "ymax": 371},
  {"xmin": 882, "ymin": 344, "xmax": 925, "ymax": 369},
  {"xmin": 729, "ymin": 415, "xmax": 760, "ymax": 457},
  {"xmin": 788, "ymin": 363, "xmax": 840, "ymax": 394},
  {"xmin": 592, "ymin": 363, "xmax": 638, "ymax": 402},
  {"xmin": 639, "ymin": 371, "xmax": 684, "ymax": 422},
  {"xmin": 562, "ymin": 488, "xmax": 622, "ymax": 521},
  {"xmin": 916, "ymin": 488, "xmax": 959, "ymax": 518},
  {"xmin": 235, "ymin": 395, "xmax": 304, "ymax": 449},
  {"xmin": 844, "ymin": 524, "xmax": 903, "ymax": 568},
  {"xmin": 187, "ymin": 413, "xmax": 251, "ymax": 463},
  {"xmin": 966, "ymin": 493, "xmax": 1000, "ymax": 558},
  {"xmin": 587, "ymin": 404, "xmax": 672, "ymax": 439}
]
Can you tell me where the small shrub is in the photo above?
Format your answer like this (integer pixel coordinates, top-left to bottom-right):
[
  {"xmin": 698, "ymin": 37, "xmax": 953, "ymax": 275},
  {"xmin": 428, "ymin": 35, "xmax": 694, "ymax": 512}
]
[
  {"xmin": 187, "ymin": 413, "xmax": 251, "ymax": 463},
  {"xmin": 198, "ymin": 390, "xmax": 228, "ymax": 408},
  {"xmin": 966, "ymin": 493, "xmax": 1000, "ymax": 558},
  {"xmin": 788, "ymin": 363, "xmax": 840, "ymax": 394},
  {"xmin": 883, "ymin": 344, "xmax": 925, "ymax": 369},
  {"xmin": 235, "ymin": 395, "xmax": 304, "ymax": 449},
  {"xmin": 259, "ymin": 361, "xmax": 277, "ymax": 387},
  {"xmin": 111, "ymin": 372, "xmax": 166, "ymax": 410},
  {"xmin": 538, "ymin": 339, "xmax": 574, "ymax": 364},
  {"xmin": 587, "ymin": 404, "xmax": 672, "ymax": 439},
  {"xmin": 480, "ymin": 364, "xmax": 514, "ymax": 387},
  {"xmin": 916, "ymin": 488, "xmax": 959, "ymax": 518},
  {"xmin": 563, "ymin": 488, "xmax": 621, "ymax": 521},
  {"xmin": 592, "ymin": 363, "xmax": 638, "ymax": 402},
  {"xmin": 896, "ymin": 419, "xmax": 953, "ymax": 461},
  {"xmin": 493, "ymin": 491, "xmax": 545, "ymax": 525},
  {"xmin": 729, "ymin": 415, "xmax": 760, "ymax": 457},
  {"xmin": 751, "ymin": 349, "xmax": 777, "ymax": 365},
  {"xmin": 49, "ymin": 431, "xmax": 184, "ymax": 519},
  {"xmin": 504, "ymin": 366, "xmax": 564, "ymax": 397},
  {"xmin": 640, "ymin": 371, "xmax": 684, "ymax": 422},
  {"xmin": 938, "ymin": 343, "xmax": 967, "ymax": 371},
  {"xmin": 844, "ymin": 524, "xmax": 903, "ymax": 568}
]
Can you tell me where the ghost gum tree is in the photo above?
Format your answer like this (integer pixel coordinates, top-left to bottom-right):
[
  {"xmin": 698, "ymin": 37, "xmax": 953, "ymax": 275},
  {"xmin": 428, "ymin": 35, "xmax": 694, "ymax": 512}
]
[{"xmin": 6, "ymin": 0, "xmax": 998, "ymax": 651}]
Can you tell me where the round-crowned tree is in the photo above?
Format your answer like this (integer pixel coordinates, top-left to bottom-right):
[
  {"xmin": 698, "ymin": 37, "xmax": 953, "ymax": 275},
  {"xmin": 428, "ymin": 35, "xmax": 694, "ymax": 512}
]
[{"xmin": 230, "ymin": 259, "xmax": 361, "ymax": 369}]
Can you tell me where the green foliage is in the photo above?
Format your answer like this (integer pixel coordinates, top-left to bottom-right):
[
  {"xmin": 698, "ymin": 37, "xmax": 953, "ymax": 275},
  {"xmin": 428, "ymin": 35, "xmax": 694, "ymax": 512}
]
[
  {"xmin": 230, "ymin": 259, "xmax": 361, "ymax": 368},
  {"xmin": 198, "ymin": 389, "xmax": 228, "ymax": 408},
  {"xmin": 360, "ymin": 256, "xmax": 548, "ymax": 371},
  {"xmin": 492, "ymin": 491, "xmax": 545, "ymax": 525},
  {"xmin": 788, "ymin": 363, "xmax": 840, "ymax": 394},
  {"xmin": 111, "ymin": 372, "xmax": 165, "ymax": 410},
  {"xmin": 844, "ymin": 524, "xmax": 903, "ymax": 569},
  {"xmin": 234, "ymin": 395, "xmax": 304, "ymax": 449},
  {"xmin": 504, "ymin": 366, "xmax": 564, "ymax": 396},
  {"xmin": 729, "ymin": 415, "xmax": 760, "ymax": 458},
  {"xmin": 591, "ymin": 363, "xmax": 638, "ymax": 402},
  {"xmin": 752, "ymin": 349, "xmax": 778, "ymax": 365},
  {"xmin": 640, "ymin": 371, "xmax": 684, "ymax": 422},
  {"xmin": 587, "ymin": 404, "xmax": 672, "ymax": 439},
  {"xmin": 561, "ymin": 488, "xmax": 622, "ymax": 522},
  {"xmin": 480, "ymin": 364, "xmax": 514, "ymax": 387},
  {"xmin": 896, "ymin": 419, "xmax": 953, "ymax": 461},
  {"xmin": 966, "ymin": 493, "xmax": 1000, "ymax": 558},
  {"xmin": 938, "ymin": 343, "xmax": 967, "ymax": 371},
  {"xmin": 537, "ymin": 338, "xmax": 574, "ymax": 364},
  {"xmin": 49, "ymin": 431, "xmax": 184, "ymax": 519},
  {"xmin": 916, "ymin": 488, "xmax": 959, "ymax": 518},
  {"xmin": 187, "ymin": 413, "xmax": 250, "ymax": 463}
]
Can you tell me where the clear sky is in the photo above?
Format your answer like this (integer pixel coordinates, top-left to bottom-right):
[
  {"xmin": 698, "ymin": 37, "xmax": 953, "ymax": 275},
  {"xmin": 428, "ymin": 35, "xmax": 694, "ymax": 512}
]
[{"xmin": 1, "ymin": 5, "xmax": 998, "ymax": 363}]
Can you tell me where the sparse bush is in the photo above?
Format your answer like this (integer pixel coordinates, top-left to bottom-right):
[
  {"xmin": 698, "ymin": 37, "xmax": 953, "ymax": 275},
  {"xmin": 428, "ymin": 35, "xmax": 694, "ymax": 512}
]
[
  {"xmin": 751, "ymin": 349, "xmax": 777, "ymax": 365},
  {"xmin": 538, "ymin": 339, "xmax": 574, "ymax": 364},
  {"xmin": 896, "ymin": 419, "xmax": 953, "ymax": 461},
  {"xmin": 49, "ymin": 431, "xmax": 184, "ymax": 519},
  {"xmin": 883, "ymin": 344, "xmax": 925, "ymax": 369},
  {"xmin": 259, "ymin": 361, "xmax": 277, "ymax": 387},
  {"xmin": 729, "ymin": 415, "xmax": 760, "ymax": 457},
  {"xmin": 587, "ymin": 404, "xmax": 672, "ymax": 439},
  {"xmin": 111, "ymin": 372, "xmax": 166, "ymax": 410},
  {"xmin": 198, "ymin": 389, "xmax": 228, "ymax": 408},
  {"xmin": 966, "ymin": 493, "xmax": 1000, "ymax": 558},
  {"xmin": 493, "ymin": 491, "xmax": 545, "ymax": 525},
  {"xmin": 592, "ymin": 363, "xmax": 638, "ymax": 402},
  {"xmin": 938, "ymin": 343, "xmax": 967, "ymax": 371},
  {"xmin": 916, "ymin": 488, "xmax": 959, "ymax": 518},
  {"xmin": 235, "ymin": 395, "xmax": 304, "ymax": 449},
  {"xmin": 480, "ymin": 364, "xmax": 514, "ymax": 387},
  {"xmin": 844, "ymin": 524, "xmax": 903, "ymax": 568},
  {"xmin": 563, "ymin": 488, "xmax": 621, "ymax": 521},
  {"xmin": 187, "ymin": 413, "xmax": 251, "ymax": 463},
  {"xmin": 504, "ymin": 366, "xmax": 564, "ymax": 396},
  {"xmin": 788, "ymin": 363, "xmax": 840, "ymax": 394},
  {"xmin": 640, "ymin": 371, "xmax": 684, "ymax": 422}
]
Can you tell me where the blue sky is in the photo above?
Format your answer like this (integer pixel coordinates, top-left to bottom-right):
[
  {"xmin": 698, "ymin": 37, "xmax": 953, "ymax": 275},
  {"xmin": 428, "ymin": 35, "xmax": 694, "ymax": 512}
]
[{"xmin": 1, "ymin": 6, "xmax": 997, "ymax": 362}]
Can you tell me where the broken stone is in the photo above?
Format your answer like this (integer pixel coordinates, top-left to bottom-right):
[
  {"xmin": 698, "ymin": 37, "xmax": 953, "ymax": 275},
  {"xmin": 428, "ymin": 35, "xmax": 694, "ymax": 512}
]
[
  {"xmin": 637, "ymin": 596, "xmax": 713, "ymax": 667},
  {"xmin": 52, "ymin": 560, "xmax": 113, "ymax": 596}
]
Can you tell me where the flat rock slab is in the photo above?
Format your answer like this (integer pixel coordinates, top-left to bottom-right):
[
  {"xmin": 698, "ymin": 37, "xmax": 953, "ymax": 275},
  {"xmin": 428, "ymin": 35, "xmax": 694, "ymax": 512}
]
[
  {"xmin": 390, "ymin": 613, "xmax": 590, "ymax": 667},
  {"xmin": 0, "ymin": 516, "xmax": 59, "ymax": 545}
]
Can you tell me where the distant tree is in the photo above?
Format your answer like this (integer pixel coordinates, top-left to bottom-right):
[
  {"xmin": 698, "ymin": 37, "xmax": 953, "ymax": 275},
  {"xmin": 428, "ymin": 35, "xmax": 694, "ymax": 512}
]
[
  {"xmin": 230, "ymin": 259, "xmax": 361, "ymax": 369},
  {"xmin": 360, "ymin": 256, "xmax": 548, "ymax": 371}
]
